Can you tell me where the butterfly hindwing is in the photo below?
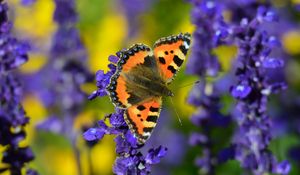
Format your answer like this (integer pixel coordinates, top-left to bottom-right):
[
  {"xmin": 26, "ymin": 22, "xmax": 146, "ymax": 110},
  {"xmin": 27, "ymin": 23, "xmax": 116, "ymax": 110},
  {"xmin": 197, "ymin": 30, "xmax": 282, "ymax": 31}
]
[
  {"xmin": 106, "ymin": 44, "xmax": 159, "ymax": 108},
  {"xmin": 124, "ymin": 97, "xmax": 162, "ymax": 144},
  {"xmin": 153, "ymin": 33, "xmax": 191, "ymax": 83}
]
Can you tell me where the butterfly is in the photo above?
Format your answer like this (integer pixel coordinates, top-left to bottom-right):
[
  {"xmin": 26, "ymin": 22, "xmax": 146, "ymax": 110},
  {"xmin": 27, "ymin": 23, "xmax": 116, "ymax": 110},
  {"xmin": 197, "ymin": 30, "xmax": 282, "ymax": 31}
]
[{"xmin": 106, "ymin": 33, "xmax": 191, "ymax": 144}]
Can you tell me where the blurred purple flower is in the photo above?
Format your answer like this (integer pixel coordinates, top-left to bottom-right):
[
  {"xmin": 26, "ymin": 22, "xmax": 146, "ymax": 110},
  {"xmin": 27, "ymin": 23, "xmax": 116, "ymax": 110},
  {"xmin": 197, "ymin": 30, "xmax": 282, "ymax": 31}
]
[
  {"xmin": 33, "ymin": 0, "xmax": 92, "ymax": 130},
  {"xmin": 231, "ymin": 84, "xmax": 252, "ymax": 98},
  {"xmin": 221, "ymin": 0, "xmax": 271, "ymax": 23},
  {"xmin": 187, "ymin": 0, "xmax": 229, "ymax": 76},
  {"xmin": 145, "ymin": 146, "xmax": 168, "ymax": 164},
  {"xmin": 83, "ymin": 127, "xmax": 106, "ymax": 141},
  {"xmin": 36, "ymin": 116, "xmax": 63, "ymax": 134},
  {"xmin": 187, "ymin": 1, "xmax": 233, "ymax": 174},
  {"xmin": 53, "ymin": 0, "xmax": 77, "ymax": 25},
  {"xmin": 20, "ymin": 0, "xmax": 36, "ymax": 6},
  {"xmin": 21, "ymin": 0, "xmax": 92, "ymax": 174},
  {"xmin": 230, "ymin": 7, "xmax": 289, "ymax": 174},
  {"xmin": 187, "ymin": 81, "xmax": 232, "ymax": 174},
  {"xmin": 0, "ymin": 1, "xmax": 36, "ymax": 174},
  {"xmin": 262, "ymin": 58, "xmax": 284, "ymax": 68},
  {"xmin": 118, "ymin": 0, "xmax": 152, "ymax": 38}
]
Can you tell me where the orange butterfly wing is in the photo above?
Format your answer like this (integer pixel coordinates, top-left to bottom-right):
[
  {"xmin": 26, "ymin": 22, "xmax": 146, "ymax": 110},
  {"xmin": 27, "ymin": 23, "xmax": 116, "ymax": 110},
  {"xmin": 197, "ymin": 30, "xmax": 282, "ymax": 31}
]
[
  {"xmin": 153, "ymin": 33, "xmax": 191, "ymax": 83},
  {"xmin": 124, "ymin": 97, "xmax": 162, "ymax": 144},
  {"xmin": 106, "ymin": 44, "xmax": 155, "ymax": 108}
]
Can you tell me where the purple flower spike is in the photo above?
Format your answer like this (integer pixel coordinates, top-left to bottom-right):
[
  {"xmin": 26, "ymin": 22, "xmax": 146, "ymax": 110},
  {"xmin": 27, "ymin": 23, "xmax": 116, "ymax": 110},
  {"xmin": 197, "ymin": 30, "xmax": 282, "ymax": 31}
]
[
  {"xmin": 53, "ymin": 0, "xmax": 77, "ymax": 25},
  {"xmin": 0, "ymin": 1, "xmax": 36, "ymax": 174},
  {"xmin": 187, "ymin": 0, "xmax": 229, "ymax": 76},
  {"xmin": 187, "ymin": 1, "xmax": 233, "ymax": 173},
  {"xmin": 230, "ymin": 6, "xmax": 290, "ymax": 174}
]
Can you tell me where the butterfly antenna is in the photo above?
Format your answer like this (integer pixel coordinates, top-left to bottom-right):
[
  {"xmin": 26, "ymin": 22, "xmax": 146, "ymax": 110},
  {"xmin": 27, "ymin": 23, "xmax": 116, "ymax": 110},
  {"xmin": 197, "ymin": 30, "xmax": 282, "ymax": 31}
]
[
  {"xmin": 169, "ymin": 97, "xmax": 183, "ymax": 126},
  {"xmin": 178, "ymin": 80, "xmax": 200, "ymax": 89}
]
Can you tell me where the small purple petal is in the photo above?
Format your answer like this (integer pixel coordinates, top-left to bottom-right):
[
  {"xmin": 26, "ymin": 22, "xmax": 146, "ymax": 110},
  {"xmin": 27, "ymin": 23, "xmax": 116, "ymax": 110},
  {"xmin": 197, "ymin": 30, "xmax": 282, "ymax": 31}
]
[
  {"xmin": 264, "ymin": 11, "xmax": 278, "ymax": 22},
  {"xmin": 189, "ymin": 133, "xmax": 208, "ymax": 146},
  {"xmin": 268, "ymin": 36, "xmax": 281, "ymax": 47},
  {"xmin": 145, "ymin": 146, "xmax": 168, "ymax": 164},
  {"xmin": 21, "ymin": 0, "xmax": 36, "ymax": 6},
  {"xmin": 125, "ymin": 130, "xmax": 138, "ymax": 147},
  {"xmin": 109, "ymin": 109, "xmax": 126, "ymax": 128},
  {"xmin": 36, "ymin": 116, "xmax": 63, "ymax": 134},
  {"xmin": 262, "ymin": 58, "xmax": 284, "ymax": 68},
  {"xmin": 273, "ymin": 160, "xmax": 291, "ymax": 175},
  {"xmin": 88, "ymin": 90, "xmax": 98, "ymax": 100},
  {"xmin": 218, "ymin": 146, "xmax": 235, "ymax": 163},
  {"xmin": 231, "ymin": 84, "xmax": 252, "ymax": 98},
  {"xmin": 83, "ymin": 128, "xmax": 105, "ymax": 141},
  {"xmin": 109, "ymin": 55, "xmax": 120, "ymax": 64}
]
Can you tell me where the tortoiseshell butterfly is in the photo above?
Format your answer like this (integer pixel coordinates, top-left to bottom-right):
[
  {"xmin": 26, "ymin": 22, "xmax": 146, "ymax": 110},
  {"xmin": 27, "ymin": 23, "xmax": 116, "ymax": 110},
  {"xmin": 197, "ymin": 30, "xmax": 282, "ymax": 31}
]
[{"xmin": 106, "ymin": 33, "xmax": 191, "ymax": 144}]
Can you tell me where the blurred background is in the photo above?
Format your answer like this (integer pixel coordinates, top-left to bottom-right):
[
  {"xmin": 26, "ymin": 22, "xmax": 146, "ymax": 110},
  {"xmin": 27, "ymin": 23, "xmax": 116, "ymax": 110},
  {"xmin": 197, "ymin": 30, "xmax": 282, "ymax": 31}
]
[{"xmin": 1, "ymin": 0, "xmax": 300, "ymax": 174}]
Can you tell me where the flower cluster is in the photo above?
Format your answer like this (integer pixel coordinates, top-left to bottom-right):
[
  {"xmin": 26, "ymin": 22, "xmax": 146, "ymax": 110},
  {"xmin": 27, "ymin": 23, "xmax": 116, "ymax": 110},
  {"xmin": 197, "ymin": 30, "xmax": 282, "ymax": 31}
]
[
  {"xmin": 36, "ymin": 0, "xmax": 92, "ymax": 133},
  {"xmin": 84, "ymin": 54, "xmax": 167, "ymax": 175},
  {"xmin": 188, "ymin": 82, "xmax": 231, "ymax": 174},
  {"xmin": 0, "ymin": 1, "xmax": 37, "ymax": 174},
  {"xmin": 222, "ymin": 0, "xmax": 271, "ymax": 23},
  {"xmin": 31, "ymin": 0, "xmax": 92, "ymax": 173},
  {"xmin": 118, "ymin": 0, "xmax": 152, "ymax": 39},
  {"xmin": 187, "ymin": 0, "xmax": 229, "ymax": 76},
  {"xmin": 187, "ymin": 0, "xmax": 232, "ymax": 174},
  {"xmin": 230, "ymin": 6, "xmax": 290, "ymax": 174}
]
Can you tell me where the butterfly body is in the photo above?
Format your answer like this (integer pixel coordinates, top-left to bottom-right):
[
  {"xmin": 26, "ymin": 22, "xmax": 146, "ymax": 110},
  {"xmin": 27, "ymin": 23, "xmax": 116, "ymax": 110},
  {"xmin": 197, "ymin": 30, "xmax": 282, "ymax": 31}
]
[{"xmin": 106, "ymin": 33, "xmax": 191, "ymax": 144}]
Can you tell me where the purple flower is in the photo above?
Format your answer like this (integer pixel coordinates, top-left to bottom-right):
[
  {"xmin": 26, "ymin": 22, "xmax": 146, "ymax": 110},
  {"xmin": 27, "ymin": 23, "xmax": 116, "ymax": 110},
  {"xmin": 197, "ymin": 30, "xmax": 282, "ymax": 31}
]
[
  {"xmin": 53, "ymin": 0, "xmax": 77, "ymax": 25},
  {"xmin": 187, "ymin": 1, "xmax": 233, "ymax": 173},
  {"xmin": 23, "ymin": 0, "xmax": 92, "ymax": 174},
  {"xmin": 88, "ymin": 56, "xmax": 118, "ymax": 100},
  {"xmin": 145, "ymin": 146, "xmax": 168, "ymax": 164},
  {"xmin": 187, "ymin": 0, "xmax": 229, "ymax": 76},
  {"xmin": 20, "ymin": 0, "xmax": 36, "ymax": 6},
  {"xmin": 0, "ymin": 2, "xmax": 36, "ymax": 174},
  {"xmin": 83, "ymin": 127, "xmax": 106, "ymax": 141},
  {"xmin": 189, "ymin": 133, "xmax": 208, "ymax": 146},
  {"xmin": 222, "ymin": 0, "xmax": 271, "ymax": 23},
  {"xmin": 230, "ymin": 7, "xmax": 290, "ymax": 174},
  {"xmin": 231, "ymin": 84, "xmax": 252, "ymax": 98},
  {"xmin": 31, "ymin": 0, "xmax": 91, "ymax": 123},
  {"xmin": 262, "ymin": 58, "xmax": 284, "ymax": 68},
  {"xmin": 187, "ymin": 81, "xmax": 232, "ymax": 173},
  {"xmin": 273, "ymin": 160, "xmax": 291, "ymax": 175},
  {"xmin": 36, "ymin": 116, "xmax": 63, "ymax": 134},
  {"xmin": 118, "ymin": 0, "xmax": 152, "ymax": 38}
]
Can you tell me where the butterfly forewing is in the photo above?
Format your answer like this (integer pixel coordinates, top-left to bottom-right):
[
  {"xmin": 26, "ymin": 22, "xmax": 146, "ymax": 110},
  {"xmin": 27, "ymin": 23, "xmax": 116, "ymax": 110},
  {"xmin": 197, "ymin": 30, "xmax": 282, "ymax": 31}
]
[
  {"xmin": 153, "ymin": 33, "xmax": 191, "ymax": 83},
  {"xmin": 107, "ymin": 44, "xmax": 158, "ymax": 108}
]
